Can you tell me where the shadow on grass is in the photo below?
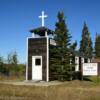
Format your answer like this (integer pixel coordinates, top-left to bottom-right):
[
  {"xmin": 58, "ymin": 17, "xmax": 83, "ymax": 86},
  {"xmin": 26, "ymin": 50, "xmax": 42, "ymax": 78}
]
[{"xmin": 82, "ymin": 76, "xmax": 93, "ymax": 82}]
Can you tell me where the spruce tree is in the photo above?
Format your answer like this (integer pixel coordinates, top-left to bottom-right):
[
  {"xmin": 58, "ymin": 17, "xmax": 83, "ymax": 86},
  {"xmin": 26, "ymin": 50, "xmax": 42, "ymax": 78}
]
[
  {"xmin": 95, "ymin": 34, "xmax": 100, "ymax": 58},
  {"xmin": 79, "ymin": 22, "xmax": 93, "ymax": 58},
  {"xmin": 50, "ymin": 11, "xmax": 72, "ymax": 81}
]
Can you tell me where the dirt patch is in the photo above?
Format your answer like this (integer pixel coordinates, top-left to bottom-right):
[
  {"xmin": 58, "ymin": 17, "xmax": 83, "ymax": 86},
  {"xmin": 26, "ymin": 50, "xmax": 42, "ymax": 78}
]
[{"xmin": 0, "ymin": 80, "xmax": 63, "ymax": 86}]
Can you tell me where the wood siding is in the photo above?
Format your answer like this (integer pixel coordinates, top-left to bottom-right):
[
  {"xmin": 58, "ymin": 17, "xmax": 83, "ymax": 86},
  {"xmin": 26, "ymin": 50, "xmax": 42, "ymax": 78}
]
[
  {"xmin": 28, "ymin": 37, "xmax": 47, "ymax": 81},
  {"xmin": 98, "ymin": 63, "xmax": 100, "ymax": 75}
]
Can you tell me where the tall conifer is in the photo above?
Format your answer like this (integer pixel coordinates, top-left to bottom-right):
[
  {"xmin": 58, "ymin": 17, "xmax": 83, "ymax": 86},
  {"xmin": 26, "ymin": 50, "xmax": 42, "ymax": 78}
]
[
  {"xmin": 79, "ymin": 22, "xmax": 93, "ymax": 58},
  {"xmin": 50, "ymin": 11, "xmax": 72, "ymax": 80},
  {"xmin": 95, "ymin": 34, "xmax": 100, "ymax": 58}
]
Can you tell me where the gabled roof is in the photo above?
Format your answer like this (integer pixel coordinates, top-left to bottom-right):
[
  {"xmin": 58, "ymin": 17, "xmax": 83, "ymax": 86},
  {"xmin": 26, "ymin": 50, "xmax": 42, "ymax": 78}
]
[{"xmin": 30, "ymin": 27, "xmax": 54, "ymax": 36}]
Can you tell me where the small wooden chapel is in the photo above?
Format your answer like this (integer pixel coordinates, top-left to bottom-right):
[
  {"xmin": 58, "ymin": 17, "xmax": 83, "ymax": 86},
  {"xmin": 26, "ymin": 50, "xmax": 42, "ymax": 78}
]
[
  {"xmin": 26, "ymin": 11, "xmax": 91, "ymax": 82},
  {"xmin": 26, "ymin": 11, "xmax": 54, "ymax": 81}
]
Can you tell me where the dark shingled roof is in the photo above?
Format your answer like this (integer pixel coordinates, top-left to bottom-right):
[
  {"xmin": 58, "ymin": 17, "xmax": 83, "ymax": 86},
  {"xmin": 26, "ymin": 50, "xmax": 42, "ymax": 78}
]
[
  {"xmin": 92, "ymin": 59, "xmax": 100, "ymax": 63},
  {"xmin": 70, "ymin": 49, "xmax": 88, "ymax": 58},
  {"xmin": 30, "ymin": 27, "xmax": 54, "ymax": 36}
]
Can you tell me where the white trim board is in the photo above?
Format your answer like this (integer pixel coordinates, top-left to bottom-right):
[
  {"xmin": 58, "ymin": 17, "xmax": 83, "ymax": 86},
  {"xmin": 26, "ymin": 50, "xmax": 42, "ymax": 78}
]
[
  {"xmin": 46, "ymin": 36, "xmax": 49, "ymax": 82},
  {"xmin": 26, "ymin": 37, "xmax": 28, "ymax": 81}
]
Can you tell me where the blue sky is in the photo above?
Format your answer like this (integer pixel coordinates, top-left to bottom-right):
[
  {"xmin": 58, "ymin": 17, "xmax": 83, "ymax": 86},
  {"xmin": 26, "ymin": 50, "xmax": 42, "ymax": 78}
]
[{"xmin": 0, "ymin": 0, "xmax": 100, "ymax": 63}]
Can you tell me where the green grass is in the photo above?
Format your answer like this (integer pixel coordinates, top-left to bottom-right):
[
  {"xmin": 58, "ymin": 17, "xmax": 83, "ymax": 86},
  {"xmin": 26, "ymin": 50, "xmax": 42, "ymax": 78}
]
[
  {"xmin": 0, "ymin": 80, "xmax": 100, "ymax": 100},
  {"xmin": 89, "ymin": 76, "xmax": 100, "ymax": 83}
]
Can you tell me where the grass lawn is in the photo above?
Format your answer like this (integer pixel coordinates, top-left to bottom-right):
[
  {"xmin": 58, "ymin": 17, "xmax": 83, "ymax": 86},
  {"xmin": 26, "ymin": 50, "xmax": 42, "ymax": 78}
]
[{"xmin": 0, "ymin": 79, "xmax": 100, "ymax": 100}]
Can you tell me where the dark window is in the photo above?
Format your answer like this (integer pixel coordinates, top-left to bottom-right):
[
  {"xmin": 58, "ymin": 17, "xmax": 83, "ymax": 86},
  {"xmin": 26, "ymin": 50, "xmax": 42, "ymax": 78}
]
[
  {"xmin": 35, "ymin": 58, "xmax": 41, "ymax": 66},
  {"xmin": 85, "ymin": 59, "xmax": 88, "ymax": 63}
]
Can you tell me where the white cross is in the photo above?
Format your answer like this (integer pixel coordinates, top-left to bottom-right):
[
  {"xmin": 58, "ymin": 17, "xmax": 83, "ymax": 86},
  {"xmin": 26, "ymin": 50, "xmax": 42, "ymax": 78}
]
[{"xmin": 38, "ymin": 11, "xmax": 48, "ymax": 27}]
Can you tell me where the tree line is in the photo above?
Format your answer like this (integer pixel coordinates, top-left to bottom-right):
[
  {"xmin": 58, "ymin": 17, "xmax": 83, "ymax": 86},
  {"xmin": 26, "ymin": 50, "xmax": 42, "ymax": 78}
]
[{"xmin": 0, "ymin": 51, "xmax": 25, "ymax": 78}]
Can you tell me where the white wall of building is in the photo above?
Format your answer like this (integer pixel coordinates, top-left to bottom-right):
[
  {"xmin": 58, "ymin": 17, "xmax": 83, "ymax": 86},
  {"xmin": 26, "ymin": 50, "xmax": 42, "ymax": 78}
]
[{"xmin": 75, "ymin": 56, "xmax": 79, "ymax": 71}]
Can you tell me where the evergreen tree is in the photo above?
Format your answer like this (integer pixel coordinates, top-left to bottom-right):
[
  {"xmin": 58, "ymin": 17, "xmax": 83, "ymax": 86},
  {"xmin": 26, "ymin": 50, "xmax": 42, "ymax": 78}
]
[
  {"xmin": 50, "ymin": 11, "xmax": 72, "ymax": 81},
  {"xmin": 79, "ymin": 22, "xmax": 93, "ymax": 58},
  {"xmin": 95, "ymin": 34, "xmax": 100, "ymax": 58}
]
